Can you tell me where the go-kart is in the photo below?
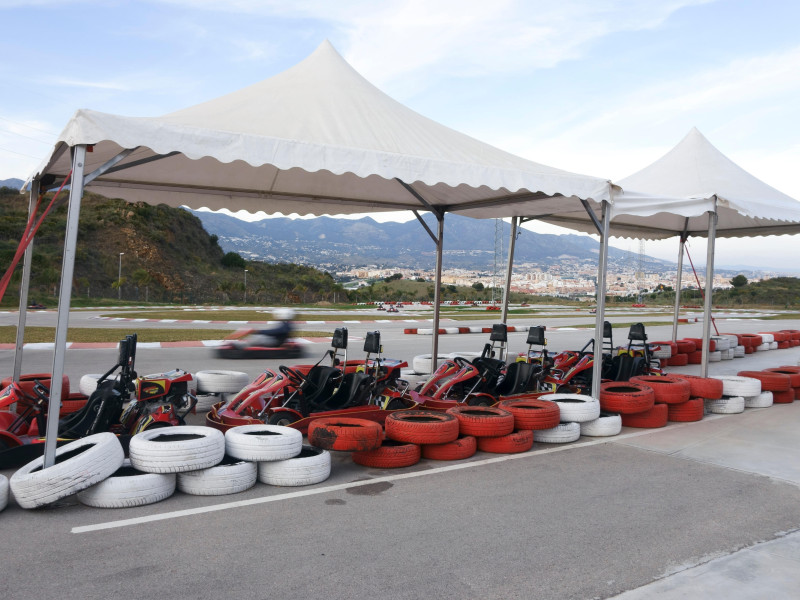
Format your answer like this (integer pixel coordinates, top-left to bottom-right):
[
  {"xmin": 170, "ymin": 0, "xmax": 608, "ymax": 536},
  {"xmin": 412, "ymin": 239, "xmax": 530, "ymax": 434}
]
[
  {"xmin": 214, "ymin": 328, "xmax": 306, "ymax": 360},
  {"xmin": 0, "ymin": 333, "xmax": 197, "ymax": 468},
  {"xmin": 206, "ymin": 328, "xmax": 415, "ymax": 434}
]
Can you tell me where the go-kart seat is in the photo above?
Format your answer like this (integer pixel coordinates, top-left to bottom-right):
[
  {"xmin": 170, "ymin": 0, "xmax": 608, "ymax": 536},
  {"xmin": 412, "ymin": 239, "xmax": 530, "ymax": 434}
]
[
  {"xmin": 299, "ymin": 366, "xmax": 342, "ymax": 412},
  {"xmin": 322, "ymin": 372, "xmax": 374, "ymax": 410},
  {"xmin": 494, "ymin": 362, "xmax": 540, "ymax": 396},
  {"xmin": 58, "ymin": 379, "xmax": 124, "ymax": 438},
  {"xmin": 472, "ymin": 356, "xmax": 506, "ymax": 390}
]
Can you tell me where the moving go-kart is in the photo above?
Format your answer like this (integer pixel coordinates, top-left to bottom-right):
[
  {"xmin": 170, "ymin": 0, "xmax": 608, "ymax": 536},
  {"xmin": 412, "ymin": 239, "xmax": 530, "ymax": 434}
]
[
  {"xmin": 0, "ymin": 333, "xmax": 197, "ymax": 468},
  {"xmin": 214, "ymin": 329, "xmax": 306, "ymax": 360},
  {"xmin": 206, "ymin": 328, "xmax": 416, "ymax": 434}
]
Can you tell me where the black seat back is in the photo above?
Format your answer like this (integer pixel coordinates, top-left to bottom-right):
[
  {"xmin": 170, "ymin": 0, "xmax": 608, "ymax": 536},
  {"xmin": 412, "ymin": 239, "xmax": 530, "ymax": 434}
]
[
  {"xmin": 299, "ymin": 366, "xmax": 342, "ymax": 413},
  {"xmin": 323, "ymin": 372, "xmax": 373, "ymax": 410},
  {"xmin": 58, "ymin": 380, "xmax": 124, "ymax": 438},
  {"xmin": 494, "ymin": 362, "xmax": 539, "ymax": 396}
]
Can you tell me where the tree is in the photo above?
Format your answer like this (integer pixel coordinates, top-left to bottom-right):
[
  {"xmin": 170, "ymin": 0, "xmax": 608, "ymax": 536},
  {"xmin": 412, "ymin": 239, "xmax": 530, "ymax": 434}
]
[
  {"xmin": 132, "ymin": 268, "xmax": 152, "ymax": 302},
  {"xmin": 472, "ymin": 282, "xmax": 484, "ymax": 291},
  {"xmin": 221, "ymin": 252, "xmax": 246, "ymax": 269},
  {"xmin": 730, "ymin": 274, "xmax": 748, "ymax": 288}
]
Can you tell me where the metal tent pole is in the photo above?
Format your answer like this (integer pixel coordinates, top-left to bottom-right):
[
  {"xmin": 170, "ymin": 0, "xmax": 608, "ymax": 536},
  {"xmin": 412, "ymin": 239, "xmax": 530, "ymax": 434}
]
[
  {"xmin": 591, "ymin": 199, "xmax": 611, "ymax": 400},
  {"xmin": 43, "ymin": 145, "xmax": 87, "ymax": 468},
  {"xmin": 700, "ymin": 207, "xmax": 718, "ymax": 377},
  {"xmin": 431, "ymin": 214, "xmax": 445, "ymax": 370},
  {"xmin": 12, "ymin": 180, "xmax": 40, "ymax": 382},
  {"xmin": 501, "ymin": 216, "xmax": 518, "ymax": 324},
  {"xmin": 672, "ymin": 232, "xmax": 688, "ymax": 342}
]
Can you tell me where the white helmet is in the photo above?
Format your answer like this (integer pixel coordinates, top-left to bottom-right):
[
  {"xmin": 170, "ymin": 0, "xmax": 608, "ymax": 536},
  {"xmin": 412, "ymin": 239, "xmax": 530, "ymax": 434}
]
[{"xmin": 274, "ymin": 308, "xmax": 296, "ymax": 321}]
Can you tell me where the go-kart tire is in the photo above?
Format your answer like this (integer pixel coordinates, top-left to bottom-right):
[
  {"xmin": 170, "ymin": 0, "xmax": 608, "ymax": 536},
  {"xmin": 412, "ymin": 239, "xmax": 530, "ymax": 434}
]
[
  {"xmin": 539, "ymin": 393, "xmax": 601, "ymax": 423},
  {"xmin": 629, "ymin": 375, "xmax": 691, "ymax": 405},
  {"xmin": 667, "ymin": 398, "xmax": 705, "ymax": 422},
  {"xmin": 258, "ymin": 445, "xmax": 331, "ymax": 487},
  {"xmin": 225, "ymin": 424, "xmax": 303, "ymax": 462},
  {"xmin": 177, "ymin": 455, "xmax": 257, "ymax": 496},
  {"xmin": 10, "ymin": 432, "xmax": 124, "ymax": 509},
  {"xmin": 78, "ymin": 373, "xmax": 103, "ymax": 396},
  {"xmin": 352, "ymin": 439, "xmax": 421, "ymax": 468},
  {"xmin": 445, "ymin": 405, "xmax": 515, "ymax": 437},
  {"xmin": 600, "ymin": 382, "xmax": 655, "ymax": 414},
  {"xmin": 195, "ymin": 370, "xmax": 250, "ymax": 394},
  {"xmin": 421, "ymin": 436, "xmax": 477, "ymax": 461},
  {"xmin": 762, "ymin": 368, "xmax": 800, "ymax": 387},
  {"xmin": 497, "ymin": 398, "xmax": 560, "ymax": 430},
  {"xmin": 534, "ymin": 422, "xmax": 580, "ymax": 444},
  {"xmin": 771, "ymin": 389, "xmax": 795, "ymax": 404},
  {"xmin": 670, "ymin": 374, "xmax": 723, "ymax": 400},
  {"xmin": 711, "ymin": 375, "xmax": 761, "ymax": 397},
  {"xmin": 745, "ymin": 391, "xmax": 773, "ymax": 408},
  {"xmin": 0, "ymin": 474, "xmax": 8, "ymax": 512},
  {"xmin": 666, "ymin": 353, "xmax": 689, "ymax": 366},
  {"xmin": 385, "ymin": 410, "xmax": 460, "ymax": 445},
  {"xmin": 579, "ymin": 412, "xmax": 622, "ymax": 437},
  {"xmin": 477, "ymin": 430, "xmax": 534, "ymax": 454},
  {"xmin": 77, "ymin": 459, "xmax": 176, "ymax": 508},
  {"xmin": 308, "ymin": 418, "xmax": 383, "ymax": 452},
  {"xmin": 412, "ymin": 354, "xmax": 450, "ymax": 375},
  {"xmin": 737, "ymin": 370, "xmax": 791, "ymax": 392},
  {"xmin": 621, "ymin": 404, "xmax": 668, "ymax": 428},
  {"xmin": 706, "ymin": 396, "xmax": 745, "ymax": 414},
  {"xmin": 129, "ymin": 426, "xmax": 225, "ymax": 473}
]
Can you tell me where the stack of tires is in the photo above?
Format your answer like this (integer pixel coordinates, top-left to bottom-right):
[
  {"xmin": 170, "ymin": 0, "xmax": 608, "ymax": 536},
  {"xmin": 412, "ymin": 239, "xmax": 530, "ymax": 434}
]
[
  {"xmin": 682, "ymin": 338, "xmax": 721, "ymax": 364},
  {"xmin": 709, "ymin": 375, "xmax": 765, "ymax": 411},
  {"xmin": 194, "ymin": 370, "xmax": 251, "ymax": 412},
  {"xmin": 667, "ymin": 374, "xmax": 722, "ymax": 421},
  {"xmin": 538, "ymin": 393, "xmax": 603, "ymax": 442},
  {"xmin": 737, "ymin": 370, "xmax": 795, "ymax": 404},
  {"xmin": 650, "ymin": 341, "xmax": 677, "ymax": 368},
  {"xmin": 599, "ymin": 381, "xmax": 657, "ymax": 427}
]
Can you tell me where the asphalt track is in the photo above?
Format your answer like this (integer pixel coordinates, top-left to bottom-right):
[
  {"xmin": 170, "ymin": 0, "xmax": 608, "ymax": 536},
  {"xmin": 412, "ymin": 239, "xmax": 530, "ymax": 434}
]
[{"xmin": 2, "ymin": 308, "xmax": 800, "ymax": 599}]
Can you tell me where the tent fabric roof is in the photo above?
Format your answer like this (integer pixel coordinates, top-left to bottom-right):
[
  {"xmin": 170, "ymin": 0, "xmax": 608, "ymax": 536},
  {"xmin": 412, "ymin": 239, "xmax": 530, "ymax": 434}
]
[
  {"xmin": 29, "ymin": 40, "xmax": 610, "ymax": 218},
  {"xmin": 541, "ymin": 128, "xmax": 800, "ymax": 239}
]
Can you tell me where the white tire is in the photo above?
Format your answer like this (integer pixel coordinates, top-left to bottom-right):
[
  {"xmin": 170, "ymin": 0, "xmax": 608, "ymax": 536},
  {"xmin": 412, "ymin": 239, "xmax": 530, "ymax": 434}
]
[
  {"xmin": 447, "ymin": 351, "xmax": 482, "ymax": 360},
  {"xmin": 745, "ymin": 391, "xmax": 773, "ymax": 408},
  {"xmin": 708, "ymin": 351, "xmax": 722, "ymax": 363},
  {"xmin": 195, "ymin": 370, "xmax": 250, "ymax": 394},
  {"xmin": 0, "ymin": 474, "xmax": 8, "ymax": 512},
  {"xmin": 412, "ymin": 354, "xmax": 450, "ymax": 375},
  {"xmin": 10, "ymin": 432, "xmax": 124, "ymax": 509},
  {"xmin": 756, "ymin": 343, "xmax": 770, "ymax": 352},
  {"xmin": 398, "ymin": 369, "xmax": 428, "ymax": 388},
  {"xmin": 711, "ymin": 375, "xmax": 761, "ymax": 397},
  {"xmin": 734, "ymin": 345, "xmax": 745, "ymax": 358},
  {"xmin": 258, "ymin": 445, "xmax": 331, "ymax": 486},
  {"xmin": 534, "ymin": 422, "xmax": 581, "ymax": 443},
  {"xmin": 77, "ymin": 459, "xmax": 176, "ymax": 508},
  {"xmin": 580, "ymin": 413, "xmax": 622, "ymax": 437},
  {"xmin": 706, "ymin": 396, "xmax": 745, "ymax": 414},
  {"xmin": 652, "ymin": 346, "xmax": 672, "ymax": 359},
  {"xmin": 769, "ymin": 341, "xmax": 778, "ymax": 350},
  {"xmin": 722, "ymin": 348, "xmax": 735, "ymax": 360},
  {"xmin": 194, "ymin": 393, "xmax": 223, "ymax": 413},
  {"xmin": 758, "ymin": 333, "xmax": 775, "ymax": 343},
  {"xmin": 539, "ymin": 393, "xmax": 600, "ymax": 423},
  {"xmin": 711, "ymin": 336, "xmax": 731, "ymax": 351},
  {"xmin": 225, "ymin": 424, "xmax": 303, "ymax": 462},
  {"xmin": 129, "ymin": 426, "xmax": 225, "ymax": 473},
  {"xmin": 78, "ymin": 373, "xmax": 103, "ymax": 396},
  {"xmin": 177, "ymin": 456, "xmax": 257, "ymax": 495}
]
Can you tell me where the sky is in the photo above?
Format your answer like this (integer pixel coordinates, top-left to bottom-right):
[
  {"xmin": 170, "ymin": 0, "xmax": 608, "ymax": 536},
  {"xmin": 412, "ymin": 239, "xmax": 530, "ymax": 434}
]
[{"xmin": 1, "ymin": 0, "xmax": 800, "ymax": 272}]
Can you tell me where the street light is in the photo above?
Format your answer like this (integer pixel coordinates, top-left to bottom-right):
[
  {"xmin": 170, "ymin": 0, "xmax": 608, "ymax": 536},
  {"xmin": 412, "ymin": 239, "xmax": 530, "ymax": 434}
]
[
  {"xmin": 244, "ymin": 269, "xmax": 248, "ymax": 304},
  {"xmin": 118, "ymin": 252, "xmax": 124, "ymax": 300}
]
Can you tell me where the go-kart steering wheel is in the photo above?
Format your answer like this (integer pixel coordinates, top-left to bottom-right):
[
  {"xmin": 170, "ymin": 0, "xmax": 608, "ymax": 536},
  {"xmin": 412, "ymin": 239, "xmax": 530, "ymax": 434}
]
[
  {"xmin": 452, "ymin": 356, "xmax": 471, "ymax": 369},
  {"xmin": 279, "ymin": 365, "xmax": 307, "ymax": 387}
]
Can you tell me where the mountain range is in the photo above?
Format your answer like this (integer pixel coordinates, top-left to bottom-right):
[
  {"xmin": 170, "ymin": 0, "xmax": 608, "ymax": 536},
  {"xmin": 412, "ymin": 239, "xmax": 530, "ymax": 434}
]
[{"xmin": 189, "ymin": 209, "xmax": 673, "ymax": 273}]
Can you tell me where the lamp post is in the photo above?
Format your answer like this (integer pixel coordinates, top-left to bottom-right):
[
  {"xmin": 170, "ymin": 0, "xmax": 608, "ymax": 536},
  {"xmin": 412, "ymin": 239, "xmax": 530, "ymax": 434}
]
[
  {"xmin": 118, "ymin": 252, "xmax": 124, "ymax": 300},
  {"xmin": 244, "ymin": 269, "xmax": 248, "ymax": 304}
]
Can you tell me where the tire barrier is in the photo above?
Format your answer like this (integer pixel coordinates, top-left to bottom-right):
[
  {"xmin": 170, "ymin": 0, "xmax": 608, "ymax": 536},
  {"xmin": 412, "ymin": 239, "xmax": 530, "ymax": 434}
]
[
  {"xmin": 385, "ymin": 410, "xmax": 460, "ymax": 445},
  {"xmin": 308, "ymin": 418, "xmax": 383, "ymax": 452},
  {"xmin": 621, "ymin": 404, "xmax": 668, "ymax": 428},
  {"xmin": 497, "ymin": 398, "xmax": 561, "ymax": 430},
  {"xmin": 445, "ymin": 405, "xmax": 515, "ymax": 438},
  {"xmin": 225, "ymin": 424, "xmax": 303, "ymax": 462},
  {"xmin": 352, "ymin": 439, "xmax": 421, "ymax": 468},
  {"xmin": 177, "ymin": 456, "xmax": 257, "ymax": 496},
  {"xmin": 744, "ymin": 391, "xmax": 774, "ymax": 408},
  {"xmin": 477, "ymin": 430, "xmax": 534, "ymax": 453},
  {"xmin": 257, "ymin": 445, "xmax": 332, "ymax": 486},
  {"xmin": 667, "ymin": 398, "xmax": 704, "ymax": 422},
  {"xmin": 710, "ymin": 375, "xmax": 761, "ymax": 397},
  {"xmin": 539, "ymin": 393, "xmax": 601, "ymax": 423},
  {"xmin": 736, "ymin": 370, "xmax": 791, "ymax": 392},
  {"xmin": 670, "ymin": 374, "xmax": 723, "ymax": 400},
  {"xmin": 77, "ymin": 459, "xmax": 176, "ymax": 508},
  {"xmin": 629, "ymin": 375, "xmax": 691, "ymax": 405},
  {"xmin": 421, "ymin": 436, "xmax": 478, "ymax": 461},
  {"xmin": 599, "ymin": 382, "xmax": 655, "ymax": 414},
  {"xmin": 534, "ymin": 422, "xmax": 581, "ymax": 444},
  {"xmin": 579, "ymin": 412, "xmax": 622, "ymax": 437},
  {"xmin": 706, "ymin": 396, "xmax": 745, "ymax": 414},
  {"xmin": 130, "ymin": 426, "xmax": 225, "ymax": 473}
]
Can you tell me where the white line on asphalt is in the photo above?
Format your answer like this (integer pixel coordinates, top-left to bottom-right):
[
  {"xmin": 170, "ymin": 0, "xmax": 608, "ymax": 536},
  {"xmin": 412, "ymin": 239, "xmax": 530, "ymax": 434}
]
[{"xmin": 71, "ymin": 420, "xmax": 714, "ymax": 534}]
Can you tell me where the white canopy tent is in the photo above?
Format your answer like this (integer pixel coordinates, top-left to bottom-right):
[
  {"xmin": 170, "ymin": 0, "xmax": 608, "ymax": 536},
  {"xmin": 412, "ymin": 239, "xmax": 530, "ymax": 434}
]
[{"xmin": 19, "ymin": 40, "xmax": 617, "ymax": 466}]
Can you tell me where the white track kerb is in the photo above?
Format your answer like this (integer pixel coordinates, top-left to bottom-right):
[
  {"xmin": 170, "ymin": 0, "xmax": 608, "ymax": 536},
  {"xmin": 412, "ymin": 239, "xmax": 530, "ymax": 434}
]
[{"xmin": 72, "ymin": 417, "xmax": 736, "ymax": 534}]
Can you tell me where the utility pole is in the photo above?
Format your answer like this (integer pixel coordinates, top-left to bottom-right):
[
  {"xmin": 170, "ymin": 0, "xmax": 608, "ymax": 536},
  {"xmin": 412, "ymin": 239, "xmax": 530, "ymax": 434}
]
[
  {"xmin": 118, "ymin": 252, "xmax": 124, "ymax": 300},
  {"xmin": 244, "ymin": 269, "xmax": 248, "ymax": 303}
]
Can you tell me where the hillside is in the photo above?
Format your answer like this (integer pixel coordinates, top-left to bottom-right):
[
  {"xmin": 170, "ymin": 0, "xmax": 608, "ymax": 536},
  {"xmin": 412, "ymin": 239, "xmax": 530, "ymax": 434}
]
[{"xmin": 0, "ymin": 187, "xmax": 342, "ymax": 306}]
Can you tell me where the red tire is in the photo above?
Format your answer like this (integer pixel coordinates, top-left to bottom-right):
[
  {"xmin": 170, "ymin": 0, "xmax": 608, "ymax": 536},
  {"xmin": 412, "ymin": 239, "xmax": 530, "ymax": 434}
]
[
  {"xmin": 778, "ymin": 341, "xmax": 791, "ymax": 349},
  {"xmin": 476, "ymin": 430, "xmax": 534, "ymax": 454},
  {"xmin": 736, "ymin": 370, "xmax": 791, "ymax": 392},
  {"xmin": 739, "ymin": 334, "xmax": 763, "ymax": 348},
  {"xmin": 352, "ymin": 439, "xmax": 421, "ymax": 468},
  {"xmin": 668, "ymin": 398, "xmax": 704, "ymax": 422},
  {"xmin": 666, "ymin": 353, "xmax": 689, "ymax": 366},
  {"xmin": 676, "ymin": 340, "xmax": 696, "ymax": 353},
  {"xmin": 497, "ymin": 398, "xmax": 560, "ymax": 430},
  {"xmin": 445, "ymin": 405, "xmax": 515, "ymax": 437},
  {"xmin": 744, "ymin": 345, "xmax": 754, "ymax": 354},
  {"xmin": 422, "ymin": 436, "xmax": 477, "ymax": 460},
  {"xmin": 670, "ymin": 374, "xmax": 723, "ymax": 400},
  {"xmin": 621, "ymin": 404, "xmax": 668, "ymax": 428},
  {"xmin": 600, "ymin": 382, "xmax": 655, "ymax": 414},
  {"xmin": 687, "ymin": 350, "xmax": 702, "ymax": 364},
  {"xmin": 629, "ymin": 375, "xmax": 691, "ymax": 404},
  {"xmin": 684, "ymin": 337, "xmax": 716, "ymax": 352},
  {"xmin": 763, "ymin": 368, "xmax": 800, "ymax": 387},
  {"xmin": 772, "ymin": 389, "xmax": 795, "ymax": 404},
  {"xmin": 308, "ymin": 417, "xmax": 383, "ymax": 452},
  {"xmin": 385, "ymin": 410, "xmax": 460, "ymax": 444}
]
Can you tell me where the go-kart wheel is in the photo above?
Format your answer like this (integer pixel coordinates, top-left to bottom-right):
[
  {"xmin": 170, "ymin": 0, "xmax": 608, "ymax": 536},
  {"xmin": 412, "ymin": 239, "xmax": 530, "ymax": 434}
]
[
  {"xmin": 279, "ymin": 365, "xmax": 306, "ymax": 387},
  {"xmin": 267, "ymin": 412, "xmax": 300, "ymax": 427},
  {"xmin": 466, "ymin": 395, "xmax": 493, "ymax": 407}
]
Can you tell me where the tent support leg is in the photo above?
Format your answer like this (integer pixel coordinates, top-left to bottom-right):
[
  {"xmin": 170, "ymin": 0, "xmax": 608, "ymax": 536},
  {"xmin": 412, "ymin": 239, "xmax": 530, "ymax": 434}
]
[
  {"xmin": 431, "ymin": 214, "xmax": 445, "ymax": 371},
  {"xmin": 591, "ymin": 200, "xmax": 611, "ymax": 400},
  {"xmin": 700, "ymin": 209, "xmax": 717, "ymax": 377},
  {"xmin": 12, "ymin": 180, "xmax": 40, "ymax": 383},
  {"xmin": 501, "ymin": 217, "xmax": 518, "ymax": 323},
  {"xmin": 43, "ymin": 145, "xmax": 87, "ymax": 468},
  {"xmin": 672, "ymin": 231, "xmax": 688, "ymax": 342}
]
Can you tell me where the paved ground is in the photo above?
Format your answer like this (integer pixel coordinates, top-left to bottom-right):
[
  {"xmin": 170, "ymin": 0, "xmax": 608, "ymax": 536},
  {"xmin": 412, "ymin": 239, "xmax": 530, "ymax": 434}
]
[{"xmin": 1, "ymin": 309, "xmax": 800, "ymax": 599}]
